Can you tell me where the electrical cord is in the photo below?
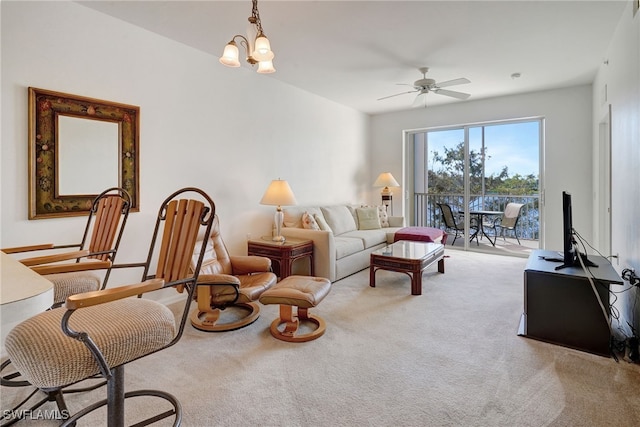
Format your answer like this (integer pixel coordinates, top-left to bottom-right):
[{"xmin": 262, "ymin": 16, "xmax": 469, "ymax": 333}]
[
  {"xmin": 572, "ymin": 231, "xmax": 619, "ymax": 361},
  {"xmin": 622, "ymin": 268, "xmax": 640, "ymax": 287},
  {"xmin": 573, "ymin": 229, "xmax": 639, "ymax": 361}
]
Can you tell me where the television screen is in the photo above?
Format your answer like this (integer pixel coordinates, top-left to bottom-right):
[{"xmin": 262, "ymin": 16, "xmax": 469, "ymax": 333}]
[
  {"xmin": 555, "ymin": 191, "xmax": 597, "ymax": 270},
  {"xmin": 562, "ymin": 191, "xmax": 575, "ymax": 267}
]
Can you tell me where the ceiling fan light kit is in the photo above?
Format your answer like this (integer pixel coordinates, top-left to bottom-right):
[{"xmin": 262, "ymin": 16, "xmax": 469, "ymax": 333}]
[
  {"xmin": 378, "ymin": 67, "xmax": 471, "ymax": 107},
  {"xmin": 220, "ymin": 0, "xmax": 275, "ymax": 73}
]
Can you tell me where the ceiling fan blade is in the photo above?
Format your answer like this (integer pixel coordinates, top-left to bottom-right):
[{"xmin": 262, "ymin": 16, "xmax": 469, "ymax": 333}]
[
  {"xmin": 433, "ymin": 88, "xmax": 471, "ymax": 100},
  {"xmin": 435, "ymin": 78, "xmax": 471, "ymax": 88},
  {"xmin": 377, "ymin": 90, "xmax": 418, "ymax": 101},
  {"xmin": 412, "ymin": 91, "xmax": 428, "ymax": 108}
]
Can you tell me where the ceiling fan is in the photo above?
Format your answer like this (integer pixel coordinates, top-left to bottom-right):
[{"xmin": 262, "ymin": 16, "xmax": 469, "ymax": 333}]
[{"xmin": 378, "ymin": 67, "xmax": 471, "ymax": 107}]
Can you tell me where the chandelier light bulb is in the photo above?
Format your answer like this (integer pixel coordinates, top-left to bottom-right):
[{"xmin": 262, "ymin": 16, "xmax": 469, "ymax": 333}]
[
  {"xmin": 257, "ymin": 59, "xmax": 276, "ymax": 74},
  {"xmin": 220, "ymin": 42, "xmax": 241, "ymax": 67},
  {"xmin": 253, "ymin": 34, "xmax": 274, "ymax": 61}
]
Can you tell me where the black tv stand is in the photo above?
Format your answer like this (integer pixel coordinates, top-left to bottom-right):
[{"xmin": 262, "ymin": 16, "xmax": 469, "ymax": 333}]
[
  {"xmin": 554, "ymin": 252, "xmax": 598, "ymax": 271},
  {"xmin": 520, "ymin": 250, "xmax": 623, "ymax": 357}
]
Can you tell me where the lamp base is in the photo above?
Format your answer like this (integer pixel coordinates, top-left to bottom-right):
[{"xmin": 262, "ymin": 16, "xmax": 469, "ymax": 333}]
[
  {"xmin": 273, "ymin": 209, "xmax": 285, "ymax": 243},
  {"xmin": 381, "ymin": 194, "xmax": 392, "ymax": 215}
]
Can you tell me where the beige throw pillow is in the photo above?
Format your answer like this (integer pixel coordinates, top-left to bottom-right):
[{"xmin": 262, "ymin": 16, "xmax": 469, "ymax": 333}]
[
  {"xmin": 356, "ymin": 207, "xmax": 382, "ymax": 230},
  {"xmin": 302, "ymin": 211, "xmax": 320, "ymax": 230}
]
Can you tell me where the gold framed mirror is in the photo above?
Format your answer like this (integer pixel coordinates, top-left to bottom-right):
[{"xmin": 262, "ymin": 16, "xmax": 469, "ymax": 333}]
[{"xmin": 28, "ymin": 87, "xmax": 140, "ymax": 219}]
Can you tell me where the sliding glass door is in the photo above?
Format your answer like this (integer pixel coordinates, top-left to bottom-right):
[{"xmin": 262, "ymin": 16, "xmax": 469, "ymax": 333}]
[{"xmin": 411, "ymin": 118, "xmax": 542, "ymax": 254}]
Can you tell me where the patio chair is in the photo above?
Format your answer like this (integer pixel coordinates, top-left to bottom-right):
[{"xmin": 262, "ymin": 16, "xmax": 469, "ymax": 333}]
[
  {"xmin": 3, "ymin": 187, "xmax": 215, "ymax": 426},
  {"xmin": 437, "ymin": 203, "xmax": 478, "ymax": 245},
  {"xmin": 483, "ymin": 202, "xmax": 525, "ymax": 245}
]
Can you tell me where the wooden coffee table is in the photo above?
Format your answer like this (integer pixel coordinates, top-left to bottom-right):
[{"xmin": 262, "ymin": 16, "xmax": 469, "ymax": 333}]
[{"xmin": 370, "ymin": 241, "xmax": 445, "ymax": 295}]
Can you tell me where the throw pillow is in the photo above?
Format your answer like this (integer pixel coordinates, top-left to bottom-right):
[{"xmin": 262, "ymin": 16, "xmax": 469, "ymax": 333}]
[
  {"xmin": 356, "ymin": 207, "xmax": 382, "ymax": 230},
  {"xmin": 314, "ymin": 214, "xmax": 333, "ymax": 232},
  {"xmin": 302, "ymin": 211, "xmax": 320, "ymax": 230},
  {"xmin": 377, "ymin": 205, "xmax": 390, "ymax": 228}
]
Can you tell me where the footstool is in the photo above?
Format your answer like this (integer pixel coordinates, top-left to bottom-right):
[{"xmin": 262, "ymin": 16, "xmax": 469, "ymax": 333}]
[
  {"xmin": 258, "ymin": 275, "xmax": 331, "ymax": 342},
  {"xmin": 394, "ymin": 226, "xmax": 448, "ymax": 245}
]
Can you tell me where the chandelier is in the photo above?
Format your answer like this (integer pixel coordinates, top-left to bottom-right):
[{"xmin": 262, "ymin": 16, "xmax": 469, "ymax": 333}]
[{"xmin": 219, "ymin": 0, "xmax": 275, "ymax": 74}]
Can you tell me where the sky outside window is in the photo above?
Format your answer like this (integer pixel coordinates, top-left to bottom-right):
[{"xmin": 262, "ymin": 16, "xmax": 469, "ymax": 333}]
[{"xmin": 428, "ymin": 121, "xmax": 539, "ymax": 179}]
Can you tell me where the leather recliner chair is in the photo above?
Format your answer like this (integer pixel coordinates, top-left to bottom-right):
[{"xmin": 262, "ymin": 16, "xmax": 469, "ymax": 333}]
[{"xmin": 190, "ymin": 215, "xmax": 277, "ymax": 332}]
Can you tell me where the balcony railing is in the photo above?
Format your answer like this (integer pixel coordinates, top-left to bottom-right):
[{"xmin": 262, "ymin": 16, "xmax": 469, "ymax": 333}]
[{"xmin": 413, "ymin": 193, "xmax": 540, "ymax": 240}]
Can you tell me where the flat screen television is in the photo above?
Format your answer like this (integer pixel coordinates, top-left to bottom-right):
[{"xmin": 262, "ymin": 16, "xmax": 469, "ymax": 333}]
[{"xmin": 555, "ymin": 191, "xmax": 597, "ymax": 270}]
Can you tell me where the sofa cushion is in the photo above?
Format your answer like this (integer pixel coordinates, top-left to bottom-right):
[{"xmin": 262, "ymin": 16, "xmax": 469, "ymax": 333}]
[
  {"xmin": 283, "ymin": 206, "xmax": 323, "ymax": 228},
  {"xmin": 320, "ymin": 205, "xmax": 357, "ymax": 236},
  {"xmin": 334, "ymin": 236, "xmax": 365, "ymax": 260},
  {"xmin": 356, "ymin": 207, "xmax": 381, "ymax": 230},
  {"xmin": 314, "ymin": 214, "xmax": 332, "ymax": 232},
  {"xmin": 346, "ymin": 205, "xmax": 359, "ymax": 228},
  {"xmin": 341, "ymin": 229, "xmax": 387, "ymax": 249}
]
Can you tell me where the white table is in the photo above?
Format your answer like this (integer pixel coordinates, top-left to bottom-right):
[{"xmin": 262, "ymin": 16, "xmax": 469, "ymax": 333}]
[{"xmin": 1, "ymin": 252, "xmax": 54, "ymax": 356}]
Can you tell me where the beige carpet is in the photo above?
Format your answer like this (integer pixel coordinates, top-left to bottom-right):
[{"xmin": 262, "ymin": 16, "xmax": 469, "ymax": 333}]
[{"xmin": 2, "ymin": 250, "xmax": 639, "ymax": 426}]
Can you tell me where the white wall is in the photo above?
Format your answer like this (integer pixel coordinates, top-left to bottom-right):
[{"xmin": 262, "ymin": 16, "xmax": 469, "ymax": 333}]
[
  {"xmin": 1, "ymin": 1, "xmax": 369, "ymax": 298},
  {"xmin": 592, "ymin": 2, "xmax": 640, "ymax": 338},
  {"xmin": 370, "ymin": 85, "xmax": 595, "ymax": 251}
]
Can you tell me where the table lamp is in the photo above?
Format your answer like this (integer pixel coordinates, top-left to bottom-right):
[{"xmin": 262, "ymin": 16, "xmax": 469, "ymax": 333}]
[
  {"xmin": 260, "ymin": 179, "xmax": 297, "ymax": 242},
  {"xmin": 373, "ymin": 172, "xmax": 399, "ymax": 212}
]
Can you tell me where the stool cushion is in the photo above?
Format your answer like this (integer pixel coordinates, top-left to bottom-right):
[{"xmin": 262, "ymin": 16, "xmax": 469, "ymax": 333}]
[
  {"xmin": 5, "ymin": 298, "xmax": 175, "ymax": 390},
  {"xmin": 394, "ymin": 227, "xmax": 448, "ymax": 245},
  {"xmin": 259, "ymin": 276, "xmax": 331, "ymax": 308}
]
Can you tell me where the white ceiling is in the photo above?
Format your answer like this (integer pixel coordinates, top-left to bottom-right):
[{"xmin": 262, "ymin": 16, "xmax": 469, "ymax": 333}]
[{"xmin": 78, "ymin": 1, "xmax": 628, "ymax": 115}]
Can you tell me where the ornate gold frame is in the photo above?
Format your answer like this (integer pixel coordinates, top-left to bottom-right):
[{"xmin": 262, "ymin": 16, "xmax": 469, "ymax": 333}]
[{"xmin": 28, "ymin": 87, "xmax": 140, "ymax": 219}]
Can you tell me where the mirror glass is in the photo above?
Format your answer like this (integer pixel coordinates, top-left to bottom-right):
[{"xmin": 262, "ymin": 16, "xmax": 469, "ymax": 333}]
[{"xmin": 57, "ymin": 115, "xmax": 119, "ymax": 195}]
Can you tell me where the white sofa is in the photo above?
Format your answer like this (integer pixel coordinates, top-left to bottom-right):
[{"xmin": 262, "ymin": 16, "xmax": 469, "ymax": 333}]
[{"xmin": 280, "ymin": 205, "xmax": 405, "ymax": 282}]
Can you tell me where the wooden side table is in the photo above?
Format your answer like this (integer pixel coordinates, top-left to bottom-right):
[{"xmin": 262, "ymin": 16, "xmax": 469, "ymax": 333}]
[{"xmin": 247, "ymin": 237, "xmax": 314, "ymax": 280}]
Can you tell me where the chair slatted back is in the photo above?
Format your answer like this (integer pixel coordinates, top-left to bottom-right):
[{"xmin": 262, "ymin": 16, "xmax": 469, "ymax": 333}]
[
  {"xmin": 156, "ymin": 198, "xmax": 206, "ymax": 284},
  {"xmin": 88, "ymin": 195, "xmax": 127, "ymax": 261}
]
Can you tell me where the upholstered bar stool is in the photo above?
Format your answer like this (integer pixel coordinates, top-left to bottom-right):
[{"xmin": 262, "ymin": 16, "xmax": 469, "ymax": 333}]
[
  {"xmin": 259, "ymin": 275, "xmax": 331, "ymax": 342},
  {"xmin": 3, "ymin": 188, "xmax": 216, "ymax": 427}
]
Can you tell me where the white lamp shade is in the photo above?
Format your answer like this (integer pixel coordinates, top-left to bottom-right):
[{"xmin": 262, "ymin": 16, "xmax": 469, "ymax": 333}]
[
  {"xmin": 260, "ymin": 180, "xmax": 297, "ymax": 207},
  {"xmin": 252, "ymin": 35, "xmax": 274, "ymax": 61},
  {"xmin": 220, "ymin": 43, "xmax": 241, "ymax": 67},
  {"xmin": 257, "ymin": 59, "xmax": 276, "ymax": 74},
  {"xmin": 373, "ymin": 172, "xmax": 400, "ymax": 188}
]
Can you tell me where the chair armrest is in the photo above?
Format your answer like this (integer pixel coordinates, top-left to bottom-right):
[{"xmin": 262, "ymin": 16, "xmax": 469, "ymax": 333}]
[
  {"xmin": 65, "ymin": 278, "xmax": 165, "ymax": 309},
  {"xmin": 197, "ymin": 274, "xmax": 241, "ymax": 286},
  {"xmin": 19, "ymin": 250, "xmax": 90, "ymax": 267},
  {"xmin": 230, "ymin": 255, "xmax": 272, "ymax": 275},
  {"xmin": 2, "ymin": 243, "xmax": 55, "ymax": 254},
  {"xmin": 32, "ymin": 260, "xmax": 112, "ymax": 276}
]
